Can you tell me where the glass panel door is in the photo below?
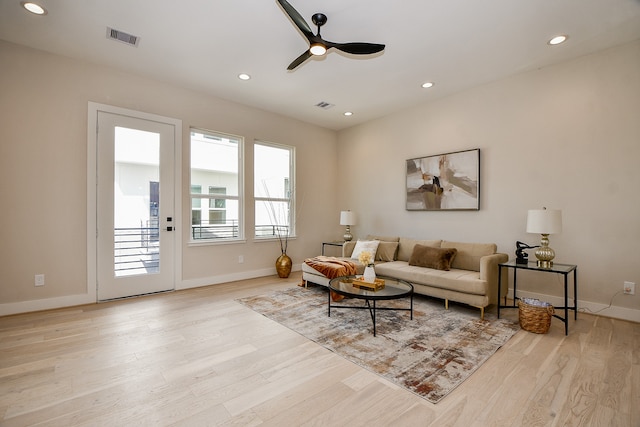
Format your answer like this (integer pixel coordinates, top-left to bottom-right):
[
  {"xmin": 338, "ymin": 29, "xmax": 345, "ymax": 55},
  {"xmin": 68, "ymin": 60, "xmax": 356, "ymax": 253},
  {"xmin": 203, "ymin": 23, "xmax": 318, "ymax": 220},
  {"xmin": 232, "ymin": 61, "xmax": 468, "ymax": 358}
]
[{"xmin": 97, "ymin": 112, "xmax": 175, "ymax": 300}]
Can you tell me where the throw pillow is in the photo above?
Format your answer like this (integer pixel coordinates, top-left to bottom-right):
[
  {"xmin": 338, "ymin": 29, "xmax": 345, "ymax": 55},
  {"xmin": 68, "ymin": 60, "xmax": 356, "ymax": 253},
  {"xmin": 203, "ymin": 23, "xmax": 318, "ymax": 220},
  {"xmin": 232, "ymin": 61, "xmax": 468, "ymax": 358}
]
[
  {"xmin": 408, "ymin": 244, "xmax": 458, "ymax": 271},
  {"xmin": 375, "ymin": 242, "xmax": 399, "ymax": 262},
  {"xmin": 350, "ymin": 240, "xmax": 380, "ymax": 262}
]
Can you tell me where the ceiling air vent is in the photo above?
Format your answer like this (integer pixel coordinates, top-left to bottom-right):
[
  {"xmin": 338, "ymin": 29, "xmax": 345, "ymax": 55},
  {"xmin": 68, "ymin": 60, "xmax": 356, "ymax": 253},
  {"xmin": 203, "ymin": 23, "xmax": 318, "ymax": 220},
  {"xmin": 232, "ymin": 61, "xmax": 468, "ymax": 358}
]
[
  {"xmin": 107, "ymin": 27, "xmax": 140, "ymax": 47},
  {"xmin": 315, "ymin": 101, "xmax": 335, "ymax": 110}
]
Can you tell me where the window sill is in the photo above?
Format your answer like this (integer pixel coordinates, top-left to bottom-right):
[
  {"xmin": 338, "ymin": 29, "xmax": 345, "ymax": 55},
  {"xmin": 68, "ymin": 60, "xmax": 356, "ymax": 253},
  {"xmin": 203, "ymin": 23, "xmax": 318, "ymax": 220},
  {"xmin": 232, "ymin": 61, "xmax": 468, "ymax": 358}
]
[{"xmin": 188, "ymin": 238, "xmax": 247, "ymax": 247}]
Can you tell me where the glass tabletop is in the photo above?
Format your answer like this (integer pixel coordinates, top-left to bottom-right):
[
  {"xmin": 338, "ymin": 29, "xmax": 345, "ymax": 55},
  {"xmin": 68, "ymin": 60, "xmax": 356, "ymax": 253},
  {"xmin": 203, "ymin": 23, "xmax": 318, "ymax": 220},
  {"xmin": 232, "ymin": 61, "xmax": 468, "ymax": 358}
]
[
  {"xmin": 500, "ymin": 259, "xmax": 576, "ymax": 273},
  {"xmin": 328, "ymin": 275, "xmax": 413, "ymax": 300}
]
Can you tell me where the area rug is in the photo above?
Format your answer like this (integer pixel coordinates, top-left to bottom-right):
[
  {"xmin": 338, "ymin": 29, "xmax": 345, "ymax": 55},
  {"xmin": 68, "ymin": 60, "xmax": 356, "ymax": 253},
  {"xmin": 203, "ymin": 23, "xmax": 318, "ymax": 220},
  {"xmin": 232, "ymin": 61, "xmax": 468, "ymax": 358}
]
[{"xmin": 237, "ymin": 285, "xmax": 519, "ymax": 404}]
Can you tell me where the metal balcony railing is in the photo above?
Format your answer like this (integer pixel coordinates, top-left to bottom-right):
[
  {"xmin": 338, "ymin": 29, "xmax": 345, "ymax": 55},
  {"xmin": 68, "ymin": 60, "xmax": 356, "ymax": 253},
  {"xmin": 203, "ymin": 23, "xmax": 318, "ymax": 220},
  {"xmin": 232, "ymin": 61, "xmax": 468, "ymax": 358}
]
[
  {"xmin": 191, "ymin": 220, "xmax": 239, "ymax": 239},
  {"xmin": 190, "ymin": 221, "xmax": 290, "ymax": 240},
  {"xmin": 114, "ymin": 221, "xmax": 159, "ymax": 276}
]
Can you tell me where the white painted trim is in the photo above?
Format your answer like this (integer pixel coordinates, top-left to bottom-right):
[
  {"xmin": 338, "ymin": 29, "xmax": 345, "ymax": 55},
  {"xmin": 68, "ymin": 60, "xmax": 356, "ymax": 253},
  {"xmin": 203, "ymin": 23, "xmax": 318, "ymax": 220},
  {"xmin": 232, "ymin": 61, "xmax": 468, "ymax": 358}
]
[
  {"xmin": 0, "ymin": 294, "xmax": 95, "ymax": 317},
  {"xmin": 178, "ymin": 265, "xmax": 301, "ymax": 290},
  {"xmin": 0, "ymin": 264, "xmax": 300, "ymax": 315},
  {"xmin": 87, "ymin": 102, "xmax": 182, "ymax": 302},
  {"xmin": 506, "ymin": 288, "xmax": 640, "ymax": 323}
]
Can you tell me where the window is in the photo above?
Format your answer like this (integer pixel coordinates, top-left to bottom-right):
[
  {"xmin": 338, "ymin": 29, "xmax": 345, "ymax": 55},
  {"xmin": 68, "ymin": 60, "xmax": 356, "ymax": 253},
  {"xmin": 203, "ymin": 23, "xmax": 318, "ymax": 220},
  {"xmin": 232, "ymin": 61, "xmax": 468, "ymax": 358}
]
[
  {"xmin": 208, "ymin": 186, "xmax": 226, "ymax": 224},
  {"xmin": 191, "ymin": 185, "xmax": 201, "ymax": 226},
  {"xmin": 190, "ymin": 129, "xmax": 242, "ymax": 241},
  {"xmin": 254, "ymin": 141, "xmax": 295, "ymax": 239}
]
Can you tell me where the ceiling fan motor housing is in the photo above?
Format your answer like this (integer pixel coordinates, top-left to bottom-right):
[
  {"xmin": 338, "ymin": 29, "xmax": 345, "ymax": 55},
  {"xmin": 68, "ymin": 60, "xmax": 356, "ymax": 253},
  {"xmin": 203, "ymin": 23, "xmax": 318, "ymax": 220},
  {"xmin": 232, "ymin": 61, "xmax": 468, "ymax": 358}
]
[{"xmin": 312, "ymin": 13, "xmax": 327, "ymax": 27}]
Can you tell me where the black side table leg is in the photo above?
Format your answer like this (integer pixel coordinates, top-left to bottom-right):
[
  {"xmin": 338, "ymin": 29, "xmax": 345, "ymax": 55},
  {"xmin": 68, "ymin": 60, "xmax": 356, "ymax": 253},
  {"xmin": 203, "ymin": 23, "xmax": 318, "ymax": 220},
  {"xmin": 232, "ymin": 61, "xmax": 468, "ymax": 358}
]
[
  {"xmin": 574, "ymin": 269, "xmax": 578, "ymax": 320},
  {"xmin": 564, "ymin": 274, "xmax": 569, "ymax": 335},
  {"xmin": 513, "ymin": 268, "xmax": 518, "ymax": 307},
  {"xmin": 497, "ymin": 266, "xmax": 502, "ymax": 319}
]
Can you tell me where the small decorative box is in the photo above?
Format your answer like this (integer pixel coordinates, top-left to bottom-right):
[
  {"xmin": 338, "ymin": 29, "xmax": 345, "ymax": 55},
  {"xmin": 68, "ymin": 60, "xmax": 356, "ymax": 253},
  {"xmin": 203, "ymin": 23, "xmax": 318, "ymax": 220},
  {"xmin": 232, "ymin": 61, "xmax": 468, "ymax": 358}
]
[{"xmin": 352, "ymin": 278, "xmax": 386, "ymax": 291}]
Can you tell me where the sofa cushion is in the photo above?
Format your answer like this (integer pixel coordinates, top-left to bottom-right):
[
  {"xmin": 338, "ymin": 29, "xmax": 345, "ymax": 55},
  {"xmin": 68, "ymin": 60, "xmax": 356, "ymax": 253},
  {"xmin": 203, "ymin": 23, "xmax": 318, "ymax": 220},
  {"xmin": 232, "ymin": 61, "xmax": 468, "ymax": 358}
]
[
  {"xmin": 350, "ymin": 240, "xmax": 380, "ymax": 261},
  {"xmin": 375, "ymin": 261, "xmax": 488, "ymax": 296},
  {"xmin": 408, "ymin": 245, "xmax": 457, "ymax": 271},
  {"xmin": 342, "ymin": 241, "xmax": 356, "ymax": 257},
  {"xmin": 397, "ymin": 237, "xmax": 442, "ymax": 261},
  {"xmin": 366, "ymin": 234, "xmax": 400, "ymax": 242},
  {"xmin": 374, "ymin": 241, "xmax": 399, "ymax": 261},
  {"xmin": 441, "ymin": 241, "xmax": 497, "ymax": 272}
]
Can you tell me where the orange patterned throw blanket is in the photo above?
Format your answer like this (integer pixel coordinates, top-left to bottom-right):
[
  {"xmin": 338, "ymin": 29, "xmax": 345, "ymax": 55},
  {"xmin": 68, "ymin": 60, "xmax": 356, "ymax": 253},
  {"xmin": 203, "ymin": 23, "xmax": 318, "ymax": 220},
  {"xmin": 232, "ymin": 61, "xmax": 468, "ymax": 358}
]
[
  {"xmin": 303, "ymin": 256, "xmax": 357, "ymax": 301},
  {"xmin": 304, "ymin": 256, "xmax": 357, "ymax": 279}
]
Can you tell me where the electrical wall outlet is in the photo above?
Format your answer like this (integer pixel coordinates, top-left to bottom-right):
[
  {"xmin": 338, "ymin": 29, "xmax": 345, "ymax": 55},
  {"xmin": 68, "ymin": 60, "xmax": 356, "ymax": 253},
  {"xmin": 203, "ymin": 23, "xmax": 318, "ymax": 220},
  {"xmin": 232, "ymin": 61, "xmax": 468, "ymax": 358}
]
[
  {"xmin": 238, "ymin": 255, "xmax": 244, "ymax": 264},
  {"xmin": 35, "ymin": 274, "xmax": 45, "ymax": 287},
  {"xmin": 623, "ymin": 281, "xmax": 635, "ymax": 295}
]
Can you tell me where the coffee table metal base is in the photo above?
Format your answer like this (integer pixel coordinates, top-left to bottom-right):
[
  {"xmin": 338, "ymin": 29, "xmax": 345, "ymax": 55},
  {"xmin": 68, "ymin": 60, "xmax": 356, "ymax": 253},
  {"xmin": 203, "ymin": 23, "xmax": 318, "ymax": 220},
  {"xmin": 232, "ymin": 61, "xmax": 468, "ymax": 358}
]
[{"xmin": 327, "ymin": 276, "xmax": 413, "ymax": 336}]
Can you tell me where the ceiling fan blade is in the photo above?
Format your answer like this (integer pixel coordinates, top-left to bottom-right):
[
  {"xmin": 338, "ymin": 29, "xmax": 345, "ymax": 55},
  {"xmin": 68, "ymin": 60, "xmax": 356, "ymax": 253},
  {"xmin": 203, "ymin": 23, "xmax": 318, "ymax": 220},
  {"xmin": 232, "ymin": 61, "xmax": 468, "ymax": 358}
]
[
  {"xmin": 287, "ymin": 50, "xmax": 313, "ymax": 70},
  {"xmin": 277, "ymin": 0, "xmax": 314, "ymax": 40},
  {"xmin": 328, "ymin": 42, "xmax": 385, "ymax": 55}
]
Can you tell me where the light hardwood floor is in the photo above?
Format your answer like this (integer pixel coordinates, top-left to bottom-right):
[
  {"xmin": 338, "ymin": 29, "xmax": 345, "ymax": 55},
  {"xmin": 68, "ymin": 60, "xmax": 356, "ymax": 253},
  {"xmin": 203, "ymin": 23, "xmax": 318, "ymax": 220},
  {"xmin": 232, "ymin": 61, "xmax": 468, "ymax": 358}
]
[{"xmin": 1, "ymin": 272, "xmax": 638, "ymax": 426}]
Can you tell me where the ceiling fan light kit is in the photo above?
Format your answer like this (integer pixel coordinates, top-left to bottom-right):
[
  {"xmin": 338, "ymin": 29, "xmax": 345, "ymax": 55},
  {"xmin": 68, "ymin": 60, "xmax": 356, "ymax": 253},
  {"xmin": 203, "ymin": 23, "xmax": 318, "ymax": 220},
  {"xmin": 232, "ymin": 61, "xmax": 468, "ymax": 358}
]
[
  {"xmin": 309, "ymin": 43, "xmax": 327, "ymax": 56},
  {"xmin": 277, "ymin": 0, "xmax": 385, "ymax": 70}
]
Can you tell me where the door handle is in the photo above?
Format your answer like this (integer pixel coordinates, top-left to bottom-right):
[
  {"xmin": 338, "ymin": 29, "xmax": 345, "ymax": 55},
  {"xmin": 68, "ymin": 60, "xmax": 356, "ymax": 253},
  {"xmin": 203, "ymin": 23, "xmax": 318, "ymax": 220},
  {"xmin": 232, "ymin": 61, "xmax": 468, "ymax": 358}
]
[{"xmin": 166, "ymin": 226, "xmax": 173, "ymax": 231}]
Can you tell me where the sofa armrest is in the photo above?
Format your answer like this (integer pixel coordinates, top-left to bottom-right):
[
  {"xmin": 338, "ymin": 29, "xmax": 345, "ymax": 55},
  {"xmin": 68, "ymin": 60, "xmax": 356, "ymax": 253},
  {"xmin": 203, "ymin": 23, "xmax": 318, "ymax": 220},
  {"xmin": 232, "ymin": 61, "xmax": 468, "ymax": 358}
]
[
  {"xmin": 480, "ymin": 253, "xmax": 509, "ymax": 306},
  {"xmin": 342, "ymin": 241, "xmax": 356, "ymax": 258}
]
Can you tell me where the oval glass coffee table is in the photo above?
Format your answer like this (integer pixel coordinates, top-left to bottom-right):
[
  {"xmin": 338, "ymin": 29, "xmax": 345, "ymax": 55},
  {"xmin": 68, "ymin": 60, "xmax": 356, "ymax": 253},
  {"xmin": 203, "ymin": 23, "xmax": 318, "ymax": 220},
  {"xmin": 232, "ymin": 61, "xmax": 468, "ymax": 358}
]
[{"xmin": 328, "ymin": 275, "xmax": 414, "ymax": 336}]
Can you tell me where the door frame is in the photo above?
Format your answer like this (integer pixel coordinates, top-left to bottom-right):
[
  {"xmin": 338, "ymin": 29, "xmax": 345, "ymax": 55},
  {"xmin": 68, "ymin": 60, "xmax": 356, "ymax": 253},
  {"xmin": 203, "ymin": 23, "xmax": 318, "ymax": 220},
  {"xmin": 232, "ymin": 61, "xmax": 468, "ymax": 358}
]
[{"xmin": 87, "ymin": 102, "xmax": 182, "ymax": 302}]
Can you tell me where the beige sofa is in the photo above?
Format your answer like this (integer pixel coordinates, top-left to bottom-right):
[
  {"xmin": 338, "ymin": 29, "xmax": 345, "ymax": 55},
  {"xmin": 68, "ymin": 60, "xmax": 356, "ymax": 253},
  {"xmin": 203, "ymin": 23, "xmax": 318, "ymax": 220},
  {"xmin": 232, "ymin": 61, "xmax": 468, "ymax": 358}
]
[{"xmin": 302, "ymin": 235, "xmax": 508, "ymax": 319}]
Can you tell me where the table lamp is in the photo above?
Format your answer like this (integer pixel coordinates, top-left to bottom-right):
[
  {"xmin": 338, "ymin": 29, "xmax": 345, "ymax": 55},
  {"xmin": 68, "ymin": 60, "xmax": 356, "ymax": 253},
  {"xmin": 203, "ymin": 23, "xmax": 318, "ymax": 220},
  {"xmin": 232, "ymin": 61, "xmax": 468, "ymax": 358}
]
[
  {"xmin": 340, "ymin": 210, "xmax": 356, "ymax": 241},
  {"xmin": 526, "ymin": 207, "xmax": 562, "ymax": 268}
]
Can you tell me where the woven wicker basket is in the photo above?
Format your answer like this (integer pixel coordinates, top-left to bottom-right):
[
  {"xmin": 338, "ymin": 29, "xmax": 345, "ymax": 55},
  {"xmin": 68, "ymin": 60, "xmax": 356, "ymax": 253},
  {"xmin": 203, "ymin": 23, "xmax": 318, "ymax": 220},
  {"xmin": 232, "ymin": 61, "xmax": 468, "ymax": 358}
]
[{"xmin": 518, "ymin": 299, "xmax": 554, "ymax": 334}]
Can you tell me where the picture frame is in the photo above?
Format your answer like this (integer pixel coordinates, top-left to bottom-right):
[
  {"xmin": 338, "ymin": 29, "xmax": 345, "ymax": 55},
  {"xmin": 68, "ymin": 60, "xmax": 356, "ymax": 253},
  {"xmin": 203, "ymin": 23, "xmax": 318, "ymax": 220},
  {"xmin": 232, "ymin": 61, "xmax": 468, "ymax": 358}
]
[{"xmin": 406, "ymin": 148, "xmax": 480, "ymax": 211}]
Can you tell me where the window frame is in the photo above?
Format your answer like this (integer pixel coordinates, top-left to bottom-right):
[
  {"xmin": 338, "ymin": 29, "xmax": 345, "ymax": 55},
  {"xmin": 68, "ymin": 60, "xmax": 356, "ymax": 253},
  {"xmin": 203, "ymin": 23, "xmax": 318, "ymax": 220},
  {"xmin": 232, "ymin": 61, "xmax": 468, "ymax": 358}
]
[
  {"xmin": 253, "ymin": 140, "xmax": 296, "ymax": 241},
  {"xmin": 189, "ymin": 128, "xmax": 244, "ymax": 244}
]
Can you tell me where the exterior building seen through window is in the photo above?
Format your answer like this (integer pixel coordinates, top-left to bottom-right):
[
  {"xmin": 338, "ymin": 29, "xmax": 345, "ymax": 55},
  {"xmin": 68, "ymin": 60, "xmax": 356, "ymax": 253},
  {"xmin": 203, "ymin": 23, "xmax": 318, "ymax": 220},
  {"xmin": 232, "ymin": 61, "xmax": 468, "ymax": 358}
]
[
  {"xmin": 190, "ymin": 129, "xmax": 242, "ymax": 241},
  {"xmin": 254, "ymin": 141, "xmax": 295, "ymax": 240}
]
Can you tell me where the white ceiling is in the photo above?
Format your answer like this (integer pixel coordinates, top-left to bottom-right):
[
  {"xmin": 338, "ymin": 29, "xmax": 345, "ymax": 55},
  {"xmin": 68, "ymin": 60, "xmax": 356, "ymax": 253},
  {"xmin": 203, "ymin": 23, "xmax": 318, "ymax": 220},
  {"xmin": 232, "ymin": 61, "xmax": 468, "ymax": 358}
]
[{"xmin": 2, "ymin": 0, "xmax": 640, "ymax": 131}]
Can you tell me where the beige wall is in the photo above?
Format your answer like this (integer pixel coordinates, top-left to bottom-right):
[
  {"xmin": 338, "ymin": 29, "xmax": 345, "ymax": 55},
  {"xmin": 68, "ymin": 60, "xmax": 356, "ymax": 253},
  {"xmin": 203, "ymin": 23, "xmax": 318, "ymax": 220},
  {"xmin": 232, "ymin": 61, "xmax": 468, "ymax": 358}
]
[
  {"xmin": 337, "ymin": 40, "xmax": 640, "ymax": 320},
  {"xmin": 2, "ymin": 38, "xmax": 639, "ymax": 321},
  {"xmin": 0, "ymin": 40, "xmax": 339, "ymax": 312}
]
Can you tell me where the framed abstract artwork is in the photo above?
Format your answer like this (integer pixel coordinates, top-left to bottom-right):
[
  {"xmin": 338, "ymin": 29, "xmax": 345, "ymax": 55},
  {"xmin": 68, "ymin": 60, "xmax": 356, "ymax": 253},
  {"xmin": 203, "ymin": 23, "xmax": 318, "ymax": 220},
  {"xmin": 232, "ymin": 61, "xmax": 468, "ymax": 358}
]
[{"xmin": 406, "ymin": 148, "xmax": 480, "ymax": 211}]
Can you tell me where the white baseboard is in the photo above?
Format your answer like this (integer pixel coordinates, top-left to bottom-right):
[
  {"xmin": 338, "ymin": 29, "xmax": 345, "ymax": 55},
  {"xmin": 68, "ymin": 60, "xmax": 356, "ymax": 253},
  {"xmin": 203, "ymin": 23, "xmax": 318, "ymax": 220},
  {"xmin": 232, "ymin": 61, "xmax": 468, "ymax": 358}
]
[
  {"xmin": 0, "ymin": 293, "xmax": 95, "ymax": 317},
  {"xmin": 506, "ymin": 288, "xmax": 640, "ymax": 323},
  {"xmin": 178, "ymin": 265, "xmax": 300, "ymax": 290},
  {"xmin": 0, "ymin": 265, "xmax": 302, "ymax": 317}
]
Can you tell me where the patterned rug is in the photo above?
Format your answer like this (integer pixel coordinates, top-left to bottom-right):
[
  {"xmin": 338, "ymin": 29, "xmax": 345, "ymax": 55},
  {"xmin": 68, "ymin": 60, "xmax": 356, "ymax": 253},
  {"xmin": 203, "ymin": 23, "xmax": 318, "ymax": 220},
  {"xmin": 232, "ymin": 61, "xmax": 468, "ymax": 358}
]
[{"xmin": 237, "ymin": 285, "xmax": 519, "ymax": 404}]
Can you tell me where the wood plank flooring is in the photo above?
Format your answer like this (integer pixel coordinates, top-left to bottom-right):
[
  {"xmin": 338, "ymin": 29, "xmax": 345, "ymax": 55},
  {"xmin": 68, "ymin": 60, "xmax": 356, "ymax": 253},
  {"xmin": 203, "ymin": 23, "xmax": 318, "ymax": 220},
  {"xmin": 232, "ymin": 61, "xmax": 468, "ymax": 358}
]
[{"xmin": 1, "ymin": 272, "xmax": 638, "ymax": 426}]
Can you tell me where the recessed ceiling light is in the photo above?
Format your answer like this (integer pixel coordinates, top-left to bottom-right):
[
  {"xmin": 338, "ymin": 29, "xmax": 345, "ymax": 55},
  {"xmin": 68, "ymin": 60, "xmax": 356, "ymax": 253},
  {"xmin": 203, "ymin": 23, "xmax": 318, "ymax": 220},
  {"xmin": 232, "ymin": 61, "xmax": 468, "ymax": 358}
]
[
  {"xmin": 238, "ymin": 73, "xmax": 251, "ymax": 81},
  {"xmin": 344, "ymin": 112, "xmax": 353, "ymax": 116},
  {"xmin": 548, "ymin": 35, "xmax": 568, "ymax": 45},
  {"xmin": 21, "ymin": 2, "xmax": 47, "ymax": 15},
  {"xmin": 421, "ymin": 82, "xmax": 434, "ymax": 89}
]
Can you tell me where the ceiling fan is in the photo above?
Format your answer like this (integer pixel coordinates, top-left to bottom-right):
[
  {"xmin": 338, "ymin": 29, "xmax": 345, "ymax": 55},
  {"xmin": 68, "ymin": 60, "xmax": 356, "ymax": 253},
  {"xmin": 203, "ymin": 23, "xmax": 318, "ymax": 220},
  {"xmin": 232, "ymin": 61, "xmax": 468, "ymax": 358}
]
[{"xmin": 277, "ymin": 0, "xmax": 386, "ymax": 70}]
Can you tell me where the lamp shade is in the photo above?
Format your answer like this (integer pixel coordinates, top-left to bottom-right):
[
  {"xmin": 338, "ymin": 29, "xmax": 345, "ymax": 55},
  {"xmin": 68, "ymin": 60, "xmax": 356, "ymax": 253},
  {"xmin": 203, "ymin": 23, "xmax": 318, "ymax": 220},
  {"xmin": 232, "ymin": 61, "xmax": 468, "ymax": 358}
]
[
  {"xmin": 526, "ymin": 209, "xmax": 562, "ymax": 234},
  {"xmin": 340, "ymin": 211, "xmax": 356, "ymax": 226}
]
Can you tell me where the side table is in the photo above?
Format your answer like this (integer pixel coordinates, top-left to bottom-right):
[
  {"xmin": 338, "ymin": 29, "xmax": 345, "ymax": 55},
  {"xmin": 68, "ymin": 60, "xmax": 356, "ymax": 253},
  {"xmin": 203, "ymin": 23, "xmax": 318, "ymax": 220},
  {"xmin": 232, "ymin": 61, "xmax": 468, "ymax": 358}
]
[
  {"xmin": 322, "ymin": 241, "xmax": 345, "ymax": 256},
  {"xmin": 497, "ymin": 260, "xmax": 577, "ymax": 335}
]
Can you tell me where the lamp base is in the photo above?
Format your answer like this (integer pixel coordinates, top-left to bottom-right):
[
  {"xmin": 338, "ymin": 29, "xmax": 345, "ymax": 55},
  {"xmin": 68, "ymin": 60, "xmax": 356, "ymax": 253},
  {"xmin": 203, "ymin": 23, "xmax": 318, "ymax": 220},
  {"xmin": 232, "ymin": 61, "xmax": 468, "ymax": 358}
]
[
  {"xmin": 343, "ymin": 225, "xmax": 353, "ymax": 242},
  {"xmin": 534, "ymin": 234, "xmax": 555, "ymax": 269},
  {"xmin": 536, "ymin": 260, "xmax": 553, "ymax": 269}
]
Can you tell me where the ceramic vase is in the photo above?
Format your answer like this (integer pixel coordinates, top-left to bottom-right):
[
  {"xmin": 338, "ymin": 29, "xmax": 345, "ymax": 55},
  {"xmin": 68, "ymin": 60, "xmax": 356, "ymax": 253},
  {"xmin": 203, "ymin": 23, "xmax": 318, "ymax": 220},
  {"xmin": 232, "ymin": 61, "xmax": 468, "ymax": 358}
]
[
  {"xmin": 275, "ymin": 253, "xmax": 292, "ymax": 278},
  {"xmin": 363, "ymin": 265, "xmax": 376, "ymax": 283}
]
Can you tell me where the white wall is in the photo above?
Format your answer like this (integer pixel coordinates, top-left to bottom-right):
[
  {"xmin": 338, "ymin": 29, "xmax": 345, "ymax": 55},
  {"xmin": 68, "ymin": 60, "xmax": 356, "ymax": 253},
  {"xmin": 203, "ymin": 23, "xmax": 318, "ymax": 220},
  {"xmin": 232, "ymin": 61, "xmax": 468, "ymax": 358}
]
[{"xmin": 337, "ymin": 40, "xmax": 640, "ymax": 321}]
